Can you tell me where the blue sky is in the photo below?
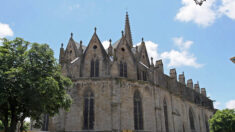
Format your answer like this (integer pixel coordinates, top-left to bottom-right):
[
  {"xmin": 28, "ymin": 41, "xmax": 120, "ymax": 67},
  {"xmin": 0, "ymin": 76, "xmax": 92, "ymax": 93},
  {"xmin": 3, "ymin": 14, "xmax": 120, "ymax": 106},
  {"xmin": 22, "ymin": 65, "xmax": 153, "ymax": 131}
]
[{"xmin": 0, "ymin": 0, "xmax": 235, "ymax": 109}]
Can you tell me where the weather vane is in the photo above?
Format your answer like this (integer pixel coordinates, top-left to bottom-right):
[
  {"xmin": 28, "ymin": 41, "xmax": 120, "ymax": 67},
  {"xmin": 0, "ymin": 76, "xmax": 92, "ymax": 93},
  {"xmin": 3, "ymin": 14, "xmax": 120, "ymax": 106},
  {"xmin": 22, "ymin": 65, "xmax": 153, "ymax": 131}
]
[{"xmin": 194, "ymin": 0, "xmax": 206, "ymax": 6}]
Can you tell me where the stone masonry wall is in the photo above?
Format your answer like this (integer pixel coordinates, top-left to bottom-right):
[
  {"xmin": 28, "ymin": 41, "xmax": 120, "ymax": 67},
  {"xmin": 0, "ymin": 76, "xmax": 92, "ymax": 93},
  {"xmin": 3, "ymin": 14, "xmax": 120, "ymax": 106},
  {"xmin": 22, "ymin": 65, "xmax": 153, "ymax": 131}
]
[{"xmin": 49, "ymin": 78, "xmax": 214, "ymax": 132}]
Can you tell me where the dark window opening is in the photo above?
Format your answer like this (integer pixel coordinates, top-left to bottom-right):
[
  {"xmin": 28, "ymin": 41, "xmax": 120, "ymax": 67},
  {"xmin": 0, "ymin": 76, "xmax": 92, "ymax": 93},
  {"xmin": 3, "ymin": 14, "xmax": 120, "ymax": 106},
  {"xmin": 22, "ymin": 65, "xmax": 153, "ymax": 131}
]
[
  {"xmin": 119, "ymin": 61, "xmax": 123, "ymax": 77},
  {"xmin": 205, "ymin": 116, "xmax": 209, "ymax": 132},
  {"xmin": 121, "ymin": 48, "xmax": 125, "ymax": 51},
  {"xmin": 124, "ymin": 62, "xmax": 127, "ymax": 77},
  {"xmin": 142, "ymin": 71, "xmax": 147, "ymax": 81},
  {"xmin": 90, "ymin": 59, "xmax": 94, "ymax": 77},
  {"xmin": 164, "ymin": 99, "xmax": 169, "ymax": 132},
  {"xmin": 137, "ymin": 70, "xmax": 140, "ymax": 80},
  {"xmin": 90, "ymin": 59, "xmax": 99, "ymax": 77},
  {"xmin": 93, "ymin": 45, "xmax": 97, "ymax": 49},
  {"xmin": 189, "ymin": 108, "xmax": 195, "ymax": 130},
  {"xmin": 83, "ymin": 90, "xmax": 94, "ymax": 130},
  {"xmin": 134, "ymin": 90, "xmax": 143, "ymax": 130},
  {"xmin": 95, "ymin": 59, "xmax": 99, "ymax": 77},
  {"xmin": 70, "ymin": 50, "xmax": 72, "ymax": 54},
  {"xmin": 119, "ymin": 61, "xmax": 127, "ymax": 77}
]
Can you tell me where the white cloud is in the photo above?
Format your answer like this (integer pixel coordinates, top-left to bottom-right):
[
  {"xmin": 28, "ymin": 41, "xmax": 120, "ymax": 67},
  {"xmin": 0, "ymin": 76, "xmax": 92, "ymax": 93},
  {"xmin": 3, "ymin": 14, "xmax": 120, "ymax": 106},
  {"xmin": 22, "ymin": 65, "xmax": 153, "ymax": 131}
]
[
  {"xmin": 102, "ymin": 40, "xmax": 110, "ymax": 49},
  {"xmin": 176, "ymin": 0, "xmax": 217, "ymax": 27},
  {"xmin": 68, "ymin": 4, "xmax": 80, "ymax": 11},
  {"xmin": 0, "ymin": 23, "xmax": 14, "ymax": 38},
  {"xmin": 173, "ymin": 37, "xmax": 193, "ymax": 51},
  {"xmin": 105, "ymin": 37, "xmax": 201, "ymax": 68},
  {"xmin": 160, "ymin": 37, "xmax": 203, "ymax": 68},
  {"xmin": 226, "ymin": 99, "xmax": 235, "ymax": 109},
  {"xmin": 135, "ymin": 41, "xmax": 159, "ymax": 62},
  {"xmin": 214, "ymin": 101, "xmax": 221, "ymax": 109},
  {"xmin": 219, "ymin": 0, "xmax": 235, "ymax": 19}
]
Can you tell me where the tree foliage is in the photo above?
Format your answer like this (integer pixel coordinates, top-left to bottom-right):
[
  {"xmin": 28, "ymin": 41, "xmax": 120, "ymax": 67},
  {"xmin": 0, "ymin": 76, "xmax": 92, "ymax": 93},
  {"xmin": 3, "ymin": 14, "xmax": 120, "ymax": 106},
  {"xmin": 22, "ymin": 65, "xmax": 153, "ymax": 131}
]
[
  {"xmin": 0, "ymin": 38, "xmax": 72, "ymax": 132},
  {"xmin": 209, "ymin": 109, "xmax": 235, "ymax": 132}
]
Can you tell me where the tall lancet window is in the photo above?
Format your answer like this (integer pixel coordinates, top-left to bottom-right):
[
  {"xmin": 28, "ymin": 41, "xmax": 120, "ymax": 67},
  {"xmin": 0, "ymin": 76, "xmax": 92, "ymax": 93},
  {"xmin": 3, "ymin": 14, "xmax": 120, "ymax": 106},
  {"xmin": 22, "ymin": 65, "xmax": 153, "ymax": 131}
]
[
  {"xmin": 189, "ymin": 108, "xmax": 195, "ymax": 130},
  {"xmin": 164, "ymin": 99, "xmax": 169, "ymax": 132},
  {"xmin": 119, "ymin": 61, "xmax": 127, "ymax": 77},
  {"xmin": 134, "ymin": 90, "xmax": 143, "ymax": 130},
  {"xmin": 90, "ymin": 59, "xmax": 94, "ymax": 77},
  {"xmin": 205, "ymin": 115, "xmax": 209, "ymax": 132},
  {"xmin": 119, "ymin": 61, "xmax": 123, "ymax": 77},
  {"xmin": 95, "ymin": 59, "xmax": 99, "ymax": 77},
  {"xmin": 90, "ymin": 59, "xmax": 99, "ymax": 77},
  {"xmin": 83, "ymin": 89, "xmax": 94, "ymax": 130},
  {"xmin": 124, "ymin": 62, "xmax": 127, "ymax": 77},
  {"xmin": 142, "ymin": 71, "xmax": 147, "ymax": 81}
]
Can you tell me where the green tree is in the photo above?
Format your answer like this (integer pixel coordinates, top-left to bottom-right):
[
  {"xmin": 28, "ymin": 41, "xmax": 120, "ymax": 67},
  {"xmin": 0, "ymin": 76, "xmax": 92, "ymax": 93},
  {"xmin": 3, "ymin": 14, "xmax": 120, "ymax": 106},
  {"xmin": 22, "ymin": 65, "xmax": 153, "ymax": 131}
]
[
  {"xmin": 209, "ymin": 109, "xmax": 235, "ymax": 132},
  {"xmin": 0, "ymin": 38, "xmax": 72, "ymax": 132}
]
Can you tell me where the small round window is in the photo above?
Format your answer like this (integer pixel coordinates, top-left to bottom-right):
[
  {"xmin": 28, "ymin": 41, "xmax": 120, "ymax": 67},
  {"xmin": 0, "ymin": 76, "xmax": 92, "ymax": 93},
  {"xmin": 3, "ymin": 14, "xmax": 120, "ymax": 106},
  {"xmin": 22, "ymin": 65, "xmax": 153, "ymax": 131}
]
[
  {"xmin": 121, "ymin": 48, "xmax": 125, "ymax": 52},
  {"xmin": 93, "ymin": 45, "xmax": 97, "ymax": 49}
]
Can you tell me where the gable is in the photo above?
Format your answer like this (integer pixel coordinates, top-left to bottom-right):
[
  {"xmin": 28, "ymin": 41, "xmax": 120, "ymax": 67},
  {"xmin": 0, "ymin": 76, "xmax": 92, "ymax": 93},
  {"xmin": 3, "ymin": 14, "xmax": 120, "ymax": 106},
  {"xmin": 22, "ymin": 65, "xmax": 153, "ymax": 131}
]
[
  {"xmin": 65, "ymin": 38, "xmax": 79, "ymax": 62},
  {"xmin": 138, "ymin": 42, "xmax": 150, "ymax": 68},
  {"xmin": 81, "ymin": 32, "xmax": 110, "ymax": 77},
  {"xmin": 83, "ymin": 32, "xmax": 109, "ymax": 61}
]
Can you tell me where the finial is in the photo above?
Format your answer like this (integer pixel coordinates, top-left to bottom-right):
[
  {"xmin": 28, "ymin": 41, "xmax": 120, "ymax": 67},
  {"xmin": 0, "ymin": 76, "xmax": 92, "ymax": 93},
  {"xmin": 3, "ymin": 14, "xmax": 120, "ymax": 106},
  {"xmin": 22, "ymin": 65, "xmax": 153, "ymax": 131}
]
[
  {"xmin": 61, "ymin": 43, "xmax": 63, "ymax": 48},
  {"xmin": 197, "ymin": 81, "xmax": 199, "ymax": 84},
  {"xmin": 94, "ymin": 27, "xmax": 97, "ymax": 33},
  {"xmin": 71, "ymin": 32, "xmax": 73, "ymax": 38},
  {"xmin": 109, "ymin": 39, "xmax": 112, "ymax": 45},
  {"xmin": 151, "ymin": 57, "xmax": 153, "ymax": 65},
  {"xmin": 142, "ymin": 37, "xmax": 144, "ymax": 42},
  {"xmin": 121, "ymin": 30, "xmax": 124, "ymax": 36},
  {"xmin": 183, "ymin": 71, "xmax": 184, "ymax": 75},
  {"xmin": 80, "ymin": 40, "xmax": 82, "ymax": 45},
  {"xmin": 126, "ymin": 11, "xmax": 128, "ymax": 16}
]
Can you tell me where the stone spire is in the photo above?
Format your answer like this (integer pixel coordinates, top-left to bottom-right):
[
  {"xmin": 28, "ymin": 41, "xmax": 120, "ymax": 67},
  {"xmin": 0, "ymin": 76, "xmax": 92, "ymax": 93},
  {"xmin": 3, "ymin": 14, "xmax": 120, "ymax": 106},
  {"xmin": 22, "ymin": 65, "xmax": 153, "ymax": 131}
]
[{"xmin": 124, "ymin": 12, "xmax": 133, "ymax": 48}]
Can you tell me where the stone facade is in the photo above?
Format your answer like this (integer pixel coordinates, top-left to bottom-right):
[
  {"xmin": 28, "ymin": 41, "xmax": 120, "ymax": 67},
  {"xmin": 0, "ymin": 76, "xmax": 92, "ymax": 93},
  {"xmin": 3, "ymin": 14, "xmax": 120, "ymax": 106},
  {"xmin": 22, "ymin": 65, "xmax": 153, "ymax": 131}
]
[{"xmin": 49, "ymin": 13, "xmax": 215, "ymax": 132}]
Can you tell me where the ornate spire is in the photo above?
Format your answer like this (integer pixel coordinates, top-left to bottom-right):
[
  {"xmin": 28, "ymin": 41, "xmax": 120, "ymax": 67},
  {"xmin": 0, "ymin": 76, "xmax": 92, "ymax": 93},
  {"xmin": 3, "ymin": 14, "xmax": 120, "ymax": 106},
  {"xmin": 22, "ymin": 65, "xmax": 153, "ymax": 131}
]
[
  {"xmin": 108, "ymin": 39, "xmax": 113, "ymax": 56},
  {"xmin": 124, "ymin": 12, "xmax": 133, "ymax": 48},
  {"xmin": 71, "ymin": 32, "xmax": 73, "ymax": 38},
  {"xmin": 94, "ymin": 27, "xmax": 97, "ymax": 33},
  {"xmin": 78, "ymin": 40, "xmax": 83, "ymax": 57},
  {"xmin": 109, "ymin": 39, "xmax": 112, "ymax": 46},
  {"xmin": 80, "ymin": 40, "xmax": 82, "ymax": 47}
]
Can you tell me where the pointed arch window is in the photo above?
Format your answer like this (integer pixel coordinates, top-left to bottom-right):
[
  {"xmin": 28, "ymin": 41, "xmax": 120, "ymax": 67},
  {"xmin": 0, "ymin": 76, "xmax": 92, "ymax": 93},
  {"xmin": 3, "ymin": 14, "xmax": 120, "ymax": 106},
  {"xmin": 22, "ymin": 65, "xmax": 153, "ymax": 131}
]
[
  {"xmin": 189, "ymin": 108, "xmax": 195, "ymax": 130},
  {"xmin": 142, "ymin": 71, "xmax": 147, "ymax": 81},
  {"xmin": 183, "ymin": 124, "xmax": 185, "ymax": 132},
  {"xmin": 83, "ymin": 89, "xmax": 94, "ymax": 130},
  {"xmin": 164, "ymin": 99, "xmax": 169, "ymax": 132},
  {"xmin": 205, "ymin": 115, "xmax": 209, "ymax": 132},
  {"xmin": 124, "ymin": 62, "xmax": 127, "ymax": 77},
  {"xmin": 119, "ymin": 61, "xmax": 127, "ymax": 77},
  {"xmin": 90, "ymin": 59, "xmax": 99, "ymax": 77},
  {"xmin": 95, "ymin": 59, "xmax": 99, "ymax": 77},
  {"xmin": 90, "ymin": 59, "xmax": 94, "ymax": 77},
  {"xmin": 134, "ymin": 90, "xmax": 143, "ymax": 130}
]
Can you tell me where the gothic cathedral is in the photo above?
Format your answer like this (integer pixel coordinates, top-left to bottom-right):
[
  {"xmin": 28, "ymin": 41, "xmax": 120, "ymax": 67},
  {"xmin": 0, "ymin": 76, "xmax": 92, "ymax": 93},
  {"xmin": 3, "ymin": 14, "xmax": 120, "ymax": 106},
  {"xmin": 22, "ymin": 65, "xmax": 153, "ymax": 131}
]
[{"xmin": 49, "ymin": 13, "xmax": 214, "ymax": 132}]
